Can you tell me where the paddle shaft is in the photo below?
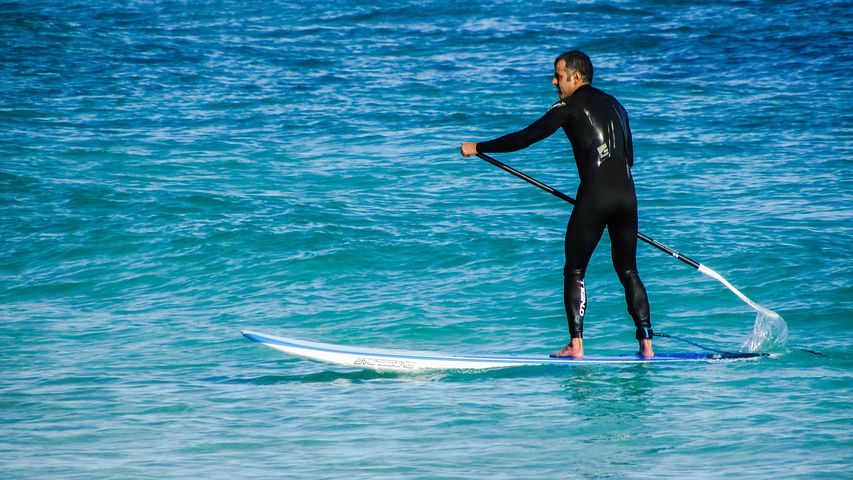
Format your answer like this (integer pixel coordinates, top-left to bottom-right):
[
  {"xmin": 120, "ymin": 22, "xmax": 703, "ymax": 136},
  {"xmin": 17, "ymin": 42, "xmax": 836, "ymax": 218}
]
[{"xmin": 475, "ymin": 152, "xmax": 701, "ymax": 270}]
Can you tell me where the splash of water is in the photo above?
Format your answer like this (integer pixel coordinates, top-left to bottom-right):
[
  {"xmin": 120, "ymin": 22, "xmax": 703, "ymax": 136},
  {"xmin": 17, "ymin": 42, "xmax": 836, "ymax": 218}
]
[{"xmin": 742, "ymin": 307, "xmax": 788, "ymax": 353}]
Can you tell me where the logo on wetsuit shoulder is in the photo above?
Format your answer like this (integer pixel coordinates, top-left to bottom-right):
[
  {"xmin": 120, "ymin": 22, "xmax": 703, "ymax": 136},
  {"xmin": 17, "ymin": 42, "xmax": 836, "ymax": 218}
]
[{"xmin": 597, "ymin": 143, "xmax": 610, "ymax": 164}]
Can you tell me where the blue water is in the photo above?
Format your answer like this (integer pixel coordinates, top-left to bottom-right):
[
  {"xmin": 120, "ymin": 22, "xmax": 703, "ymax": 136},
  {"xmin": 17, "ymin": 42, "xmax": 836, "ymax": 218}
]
[{"xmin": 2, "ymin": 0, "xmax": 851, "ymax": 477}]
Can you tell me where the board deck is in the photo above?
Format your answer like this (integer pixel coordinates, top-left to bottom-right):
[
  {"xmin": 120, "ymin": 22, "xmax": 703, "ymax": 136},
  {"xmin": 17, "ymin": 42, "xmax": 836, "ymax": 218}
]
[{"xmin": 242, "ymin": 330, "xmax": 765, "ymax": 373}]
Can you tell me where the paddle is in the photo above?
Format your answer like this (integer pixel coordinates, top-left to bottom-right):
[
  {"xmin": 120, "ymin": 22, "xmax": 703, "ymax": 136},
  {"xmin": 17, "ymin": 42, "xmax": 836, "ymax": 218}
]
[{"xmin": 474, "ymin": 152, "xmax": 787, "ymax": 351}]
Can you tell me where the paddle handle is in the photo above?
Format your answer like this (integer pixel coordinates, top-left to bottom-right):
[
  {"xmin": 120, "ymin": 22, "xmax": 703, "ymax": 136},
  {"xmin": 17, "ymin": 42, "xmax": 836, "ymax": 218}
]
[{"xmin": 475, "ymin": 152, "xmax": 701, "ymax": 270}]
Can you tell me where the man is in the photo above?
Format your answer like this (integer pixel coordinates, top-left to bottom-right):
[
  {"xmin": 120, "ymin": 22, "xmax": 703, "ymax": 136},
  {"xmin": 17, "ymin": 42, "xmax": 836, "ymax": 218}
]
[{"xmin": 460, "ymin": 50, "xmax": 653, "ymax": 358}]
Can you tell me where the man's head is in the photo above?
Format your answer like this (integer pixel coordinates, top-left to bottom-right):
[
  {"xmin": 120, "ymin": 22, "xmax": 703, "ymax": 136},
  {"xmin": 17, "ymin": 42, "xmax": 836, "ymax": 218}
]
[{"xmin": 553, "ymin": 50, "xmax": 593, "ymax": 99}]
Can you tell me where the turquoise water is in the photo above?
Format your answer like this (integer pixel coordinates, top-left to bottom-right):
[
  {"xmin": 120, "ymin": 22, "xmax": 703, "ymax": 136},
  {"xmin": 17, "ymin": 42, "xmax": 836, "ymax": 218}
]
[{"xmin": 2, "ymin": 0, "xmax": 851, "ymax": 478}]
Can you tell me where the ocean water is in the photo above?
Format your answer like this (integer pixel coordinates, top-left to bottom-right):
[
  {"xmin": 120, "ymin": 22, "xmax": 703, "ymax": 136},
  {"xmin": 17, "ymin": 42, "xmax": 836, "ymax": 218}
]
[{"xmin": 2, "ymin": 0, "xmax": 851, "ymax": 478}]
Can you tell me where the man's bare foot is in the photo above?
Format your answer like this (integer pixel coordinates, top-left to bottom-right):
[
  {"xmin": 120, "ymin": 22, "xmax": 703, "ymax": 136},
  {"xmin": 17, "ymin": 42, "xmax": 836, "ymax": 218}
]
[
  {"xmin": 638, "ymin": 339, "xmax": 654, "ymax": 358},
  {"xmin": 551, "ymin": 338, "xmax": 584, "ymax": 358}
]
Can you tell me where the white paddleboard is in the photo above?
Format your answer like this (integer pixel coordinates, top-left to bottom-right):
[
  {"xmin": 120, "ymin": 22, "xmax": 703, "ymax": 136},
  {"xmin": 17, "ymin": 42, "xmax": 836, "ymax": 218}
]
[{"xmin": 242, "ymin": 330, "xmax": 764, "ymax": 373}]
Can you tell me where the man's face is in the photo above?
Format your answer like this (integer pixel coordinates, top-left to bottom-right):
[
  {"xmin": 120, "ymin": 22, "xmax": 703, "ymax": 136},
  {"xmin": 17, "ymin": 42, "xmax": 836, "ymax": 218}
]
[{"xmin": 553, "ymin": 60, "xmax": 581, "ymax": 99}]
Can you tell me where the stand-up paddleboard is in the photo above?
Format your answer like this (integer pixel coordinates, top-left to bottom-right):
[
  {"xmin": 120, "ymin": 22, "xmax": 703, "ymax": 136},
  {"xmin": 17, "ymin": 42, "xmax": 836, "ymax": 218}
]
[{"xmin": 242, "ymin": 330, "xmax": 765, "ymax": 373}]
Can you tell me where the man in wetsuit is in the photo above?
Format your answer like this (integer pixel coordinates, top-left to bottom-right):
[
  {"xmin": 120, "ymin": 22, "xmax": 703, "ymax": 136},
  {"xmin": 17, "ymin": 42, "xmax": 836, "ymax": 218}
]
[{"xmin": 460, "ymin": 50, "xmax": 654, "ymax": 358}]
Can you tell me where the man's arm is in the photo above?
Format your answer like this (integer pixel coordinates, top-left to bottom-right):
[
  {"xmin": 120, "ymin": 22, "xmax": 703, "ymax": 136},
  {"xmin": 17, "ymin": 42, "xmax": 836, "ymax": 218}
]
[{"xmin": 460, "ymin": 105, "xmax": 569, "ymax": 157}]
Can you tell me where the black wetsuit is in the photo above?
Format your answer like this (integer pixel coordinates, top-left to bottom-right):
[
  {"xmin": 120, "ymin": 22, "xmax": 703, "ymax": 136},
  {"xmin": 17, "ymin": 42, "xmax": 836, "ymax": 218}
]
[{"xmin": 477, "ymin": 84, "xmax": 651, "ymax": 340}]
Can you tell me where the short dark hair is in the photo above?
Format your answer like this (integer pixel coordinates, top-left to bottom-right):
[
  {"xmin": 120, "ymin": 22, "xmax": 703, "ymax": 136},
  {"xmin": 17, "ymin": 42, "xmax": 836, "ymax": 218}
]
[{"xmin": 554, "ymin": 50, "xmax": 593, "ymax": 84}]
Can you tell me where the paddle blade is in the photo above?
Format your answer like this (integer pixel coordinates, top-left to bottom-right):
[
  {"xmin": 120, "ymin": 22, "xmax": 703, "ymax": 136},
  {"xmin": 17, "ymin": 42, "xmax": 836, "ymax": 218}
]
[{"xmin": 696, "ymin": 264, "xmax": 788, "ymax": 353}]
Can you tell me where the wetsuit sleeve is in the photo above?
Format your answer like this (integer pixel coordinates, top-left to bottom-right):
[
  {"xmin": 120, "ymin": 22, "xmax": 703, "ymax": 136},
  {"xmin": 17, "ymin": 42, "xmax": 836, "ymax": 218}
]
[
  {"xmin": 625, "ymin": 111, "xmax": 634, "ymax": 168},
  {"xmin": 477, "ymin": 105, "xmax": 570, "ymax": 154}
]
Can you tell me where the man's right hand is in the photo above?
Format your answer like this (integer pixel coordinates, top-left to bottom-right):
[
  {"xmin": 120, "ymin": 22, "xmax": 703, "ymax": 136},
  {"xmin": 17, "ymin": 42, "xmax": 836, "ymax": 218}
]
[{"xmin": 460, "ymin": 142, "xmax": 478, "ymax": 157}]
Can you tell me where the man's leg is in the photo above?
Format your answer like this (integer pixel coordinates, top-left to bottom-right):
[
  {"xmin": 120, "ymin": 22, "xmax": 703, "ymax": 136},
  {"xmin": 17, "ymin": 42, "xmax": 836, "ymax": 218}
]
[
  {"xmin": 553, "ymin": 198, "xmax": 605, "ymax": 358},
  {"xmin": 609, "ymin": 204, "xmax": 653, "ymax": 357}
]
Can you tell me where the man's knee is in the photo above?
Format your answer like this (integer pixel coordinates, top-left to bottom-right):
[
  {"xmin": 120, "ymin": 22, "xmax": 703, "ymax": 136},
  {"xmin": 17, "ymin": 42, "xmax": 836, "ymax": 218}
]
[
  {"xmin": 616, "ymin": 267, "xmax": 640, "ymax": 285},
  {"xmin": 564, "ymin": 265, "xmax": 585, "ymax": 279}
]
